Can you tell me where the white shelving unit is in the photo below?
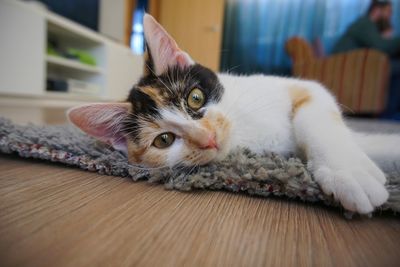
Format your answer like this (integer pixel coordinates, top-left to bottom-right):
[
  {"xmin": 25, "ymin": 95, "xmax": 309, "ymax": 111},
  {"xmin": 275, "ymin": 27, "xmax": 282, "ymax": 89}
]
[{"xmin": 0, "ymin": 0, "xmax": 143, "ymax": 107}]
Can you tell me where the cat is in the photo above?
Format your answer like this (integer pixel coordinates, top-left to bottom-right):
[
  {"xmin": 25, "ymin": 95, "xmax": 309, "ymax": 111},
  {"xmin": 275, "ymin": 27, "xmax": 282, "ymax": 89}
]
[{"xmin": 68, "ymin": 14, "xmax": 393, "ymax": 214}]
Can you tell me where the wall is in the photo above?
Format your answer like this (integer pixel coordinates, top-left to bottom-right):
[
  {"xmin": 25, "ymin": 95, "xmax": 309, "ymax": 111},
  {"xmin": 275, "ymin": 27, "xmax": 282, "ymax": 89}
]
[{"xmin": 99, "ymin": 0, "xmax": 126, "ymax": 43}]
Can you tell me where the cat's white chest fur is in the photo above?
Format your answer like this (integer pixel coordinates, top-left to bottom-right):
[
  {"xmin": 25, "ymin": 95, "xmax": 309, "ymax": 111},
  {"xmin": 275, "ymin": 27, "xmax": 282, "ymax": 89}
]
[{"xmin": 217, "ymin": 74, "xmax": 296, "ymax": 155}]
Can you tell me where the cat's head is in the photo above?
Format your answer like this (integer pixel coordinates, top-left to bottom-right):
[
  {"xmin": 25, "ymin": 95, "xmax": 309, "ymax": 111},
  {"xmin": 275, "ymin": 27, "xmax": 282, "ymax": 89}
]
[{"xmin": 68, "ymin": 14, "xmax": 231, "ymax": 168}]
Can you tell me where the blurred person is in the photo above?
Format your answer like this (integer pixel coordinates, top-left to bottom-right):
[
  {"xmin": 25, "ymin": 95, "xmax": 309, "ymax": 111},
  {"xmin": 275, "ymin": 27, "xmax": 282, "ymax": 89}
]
[
  {"xmin": 333, "ymin": 0, "xmax": 399, "ymax": 56},
  {"xmin": 377, "ymin": 17, "xmax": 394, "ymax": 38},
  {"xmin": 333, "ymin": 0, "xmax": 400, "ymax": 119}
]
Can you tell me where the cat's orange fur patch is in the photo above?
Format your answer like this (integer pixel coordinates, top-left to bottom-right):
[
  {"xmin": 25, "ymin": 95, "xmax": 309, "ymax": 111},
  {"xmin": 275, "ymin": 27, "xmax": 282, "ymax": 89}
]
[
  {"xmin": 200, "ymin": 118, "xmax": 214, "ymax": 132},
  {"xmin": 215, "ymin": 115, "xmax": 231, "ymax": 144},
  {"xmin": 127, "ymin": 142, "xmax": 166, "ymax": 166},
  {"xmin": 143, "ymin": 152, "xmax": 166, "ymax": 166},
  {"xmin": 216, "ymin": 116, "xmax": 225, "ymax": 126},
  {"xmin": 140, "ymin": 86, "xmax": 166, "ymax": 107},
  {"xmin": 289, "ymin": 87, "xmax": 312, "ymax": 116},
  {"xmin": 184, "ymin": 152, "xmax": 200, "ymax": 162},
  {"xmin": 201, "ymin": 113, "xmax": 231, "ymax": 150},
  {"xmin": 182, "ymin": 113, "xmax": 231, "ymax": 150},
  {"xmin": 185, "ymin": 133, "xmax": 208, "ymax": 149},
  {"xmin": 127, "ymin": 144, "xmax": 146, "ymax": 164},
  {"xmin": 177, "ymin": 118, "xmax": 211, "ymax": 149}
]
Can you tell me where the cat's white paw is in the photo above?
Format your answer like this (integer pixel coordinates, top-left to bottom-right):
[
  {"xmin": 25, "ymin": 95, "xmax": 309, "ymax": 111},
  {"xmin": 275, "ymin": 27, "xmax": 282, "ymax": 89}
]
[{"xmin": 313, "ymin": 160, "xmax": 388, "ymax": 214}]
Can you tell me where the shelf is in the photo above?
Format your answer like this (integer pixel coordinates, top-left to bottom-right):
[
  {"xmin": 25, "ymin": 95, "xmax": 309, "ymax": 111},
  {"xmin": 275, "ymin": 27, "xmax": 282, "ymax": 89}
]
[
  {"xmin": 46, "ymin": 55, "xmax": 103, "ymax": 74},
  {"xmin": 44, "ymin": 91, "xmax": 105, "ymax": 101},
  {"xmin": 0, "ymin": 92, "xmax": 108, "ymax": 109},
  {"xmin": 46, "ymin": 11, "xmax": 104, "ymax": 46}
]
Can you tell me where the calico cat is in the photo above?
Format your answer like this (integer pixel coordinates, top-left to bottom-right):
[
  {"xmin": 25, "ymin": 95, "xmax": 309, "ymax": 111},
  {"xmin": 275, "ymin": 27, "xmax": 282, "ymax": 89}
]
[{"xmin": 68, "ymin": 14, "xmax": 394, "ymax": 214}]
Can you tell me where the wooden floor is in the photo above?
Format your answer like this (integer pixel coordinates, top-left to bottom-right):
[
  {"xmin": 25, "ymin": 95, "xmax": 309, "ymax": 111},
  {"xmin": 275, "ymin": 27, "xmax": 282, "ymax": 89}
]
[
  {"xmin": 1, "ymin": 156, "xmax": 400, "ymax": 267},
  {"xmin": 1, "ymin": 106, "xmax": 400, "ymax": 266}
]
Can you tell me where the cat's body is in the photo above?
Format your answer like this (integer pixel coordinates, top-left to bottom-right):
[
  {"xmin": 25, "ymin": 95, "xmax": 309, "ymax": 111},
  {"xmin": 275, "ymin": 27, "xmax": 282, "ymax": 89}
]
[
  {"xmin": 216, "ymin": 74, "xmax": 322, "ymax": 155},
  {"xmin": 68, "ymin": 14, "xmax": 398, "ymax": 215}
]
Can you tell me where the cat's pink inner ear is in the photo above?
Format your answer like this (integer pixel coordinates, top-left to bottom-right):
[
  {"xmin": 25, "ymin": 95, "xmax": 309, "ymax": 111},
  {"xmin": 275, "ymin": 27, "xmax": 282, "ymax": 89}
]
[
  {"xmin": 143, "ymin": 13, "xmax": 194, "ymax": 75},
  {"xmin": 67, "ymin": 103, "xmax": 131, "ymax": 153}
]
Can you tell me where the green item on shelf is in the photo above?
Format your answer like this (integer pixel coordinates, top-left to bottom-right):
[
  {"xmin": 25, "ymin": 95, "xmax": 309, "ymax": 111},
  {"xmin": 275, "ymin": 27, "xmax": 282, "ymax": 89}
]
[
  {"xmin": 67, "ymin": 48, "xmax": 97, "ymax": 66},
  {"xmin": 47, "ymin": 46, "xmax": 61, "ymax": 57}
]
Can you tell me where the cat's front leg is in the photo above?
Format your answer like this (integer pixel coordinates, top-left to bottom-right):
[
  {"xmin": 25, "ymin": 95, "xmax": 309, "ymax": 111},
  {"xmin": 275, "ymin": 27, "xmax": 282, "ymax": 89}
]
[{"xmin": 290, "ymin": 84, "xmax": 388, "ymax": 214}]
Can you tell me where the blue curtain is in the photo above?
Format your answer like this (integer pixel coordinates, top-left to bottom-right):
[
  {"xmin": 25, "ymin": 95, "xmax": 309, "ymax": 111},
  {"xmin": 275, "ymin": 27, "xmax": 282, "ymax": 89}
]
[{"xmin": 221, "ymin": 0, "xmax": 400, "ymax": 75}]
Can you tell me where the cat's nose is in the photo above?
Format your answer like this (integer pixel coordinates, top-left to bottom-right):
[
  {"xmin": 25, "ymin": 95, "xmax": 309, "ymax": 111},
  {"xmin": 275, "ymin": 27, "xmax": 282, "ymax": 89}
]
[{"xmin": 199, "ymin": 134, "xmax": 219, "ymax": 150}]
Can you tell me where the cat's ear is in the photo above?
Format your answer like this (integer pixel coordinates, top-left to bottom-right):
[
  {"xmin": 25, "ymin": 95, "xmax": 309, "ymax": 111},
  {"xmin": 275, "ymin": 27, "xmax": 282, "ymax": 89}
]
[
  {"xmin": 143, "ymin": 13, "xmax": 194, "ymax": 76},
  {"xmin": 67, "ymin": 103, "xmax": 131, "ymax": 154}
]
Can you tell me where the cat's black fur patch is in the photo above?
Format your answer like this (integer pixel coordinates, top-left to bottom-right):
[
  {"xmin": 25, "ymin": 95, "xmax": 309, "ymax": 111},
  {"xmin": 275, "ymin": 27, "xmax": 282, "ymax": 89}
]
[
  {"xmin": 127, "ymin": 88, "xmax": 159, "ymax": 117},
  {"xmin": 124, "ymin": 88, "xmax": 160, "ymax": 142}
]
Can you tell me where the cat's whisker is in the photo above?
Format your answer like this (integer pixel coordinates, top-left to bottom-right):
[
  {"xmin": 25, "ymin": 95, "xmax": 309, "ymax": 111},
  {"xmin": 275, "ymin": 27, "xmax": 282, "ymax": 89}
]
[
  {"xmin": 169, "ymin": 165, "xmax": 186, "ymax": 182},
  {"xmin": 145, "ymin": 62, "xmax": 175, "ymax": 94},
  {"xmin": 338, "ymin": 103, "xmax": 355, "ymax": 114},
  {"xmin": 224, "ymin": 64, "xmax": 241, "ymax": 74},
  {"xmin": 181, "ymin": 164, "xmax": 199, "ymax": 182},
  {"xmin": 182, "ymin": 66, "xmax": 192, "ymax": 85},
  {"xmin": 129, "ymin": 163, "xmax": 170, "ymax": 171},
  {"xmin": 165, "ymin": 69, "xmax": 174, "ymax": 91}
]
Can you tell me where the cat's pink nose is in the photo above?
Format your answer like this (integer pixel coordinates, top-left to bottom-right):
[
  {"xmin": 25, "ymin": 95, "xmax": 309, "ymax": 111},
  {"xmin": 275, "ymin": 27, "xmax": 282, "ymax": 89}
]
[{"xmin": 200, "ymin": 134, "xmax": 219, "ymax": 150}]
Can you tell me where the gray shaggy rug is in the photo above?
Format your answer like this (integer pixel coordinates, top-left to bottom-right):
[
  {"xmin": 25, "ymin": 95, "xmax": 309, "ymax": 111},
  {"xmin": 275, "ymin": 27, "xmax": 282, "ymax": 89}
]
[{"xmin": 0, "ymin": 117, "xmax": 399, "ymax": 218}]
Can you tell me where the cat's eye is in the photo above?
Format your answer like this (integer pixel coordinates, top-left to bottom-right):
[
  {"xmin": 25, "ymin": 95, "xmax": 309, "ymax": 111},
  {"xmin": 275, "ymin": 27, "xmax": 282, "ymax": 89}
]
[
  {"xmin": 153, "ymin": 132, "xmax": 175, "ymax": 149},
  {"xmin": 187, "ymin": 88, "xmax": 205, "ymax": 110}
]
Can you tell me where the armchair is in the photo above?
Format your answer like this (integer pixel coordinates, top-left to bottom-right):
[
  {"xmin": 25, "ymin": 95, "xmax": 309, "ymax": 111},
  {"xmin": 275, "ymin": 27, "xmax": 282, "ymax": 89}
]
[{"xmin": 286, "ymin": 37, "xmax": 390, "ymax": 114}]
